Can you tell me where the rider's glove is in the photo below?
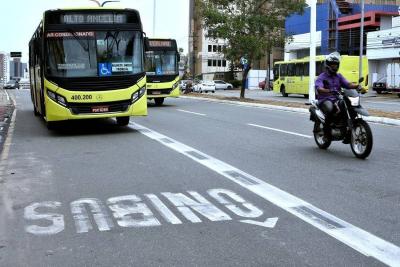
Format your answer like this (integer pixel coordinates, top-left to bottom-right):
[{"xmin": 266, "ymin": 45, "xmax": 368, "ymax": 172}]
[{"xmin": 358, "ymin": 85, "xmax": 367, "ymax": 94}]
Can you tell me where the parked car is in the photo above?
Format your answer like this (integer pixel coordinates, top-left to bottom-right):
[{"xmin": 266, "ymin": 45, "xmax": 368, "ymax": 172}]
[
  {"xmin": 3, "ymin": 80, "xmax": 19, "ymax": 89},
  {"xmin": 194, "ymin": 80, "xmax": 215, "ymax": 93},
  {"xmin": 258, "ymin": 79, "xmax": 273, "ymax": 90},
  {"xmin": 372, "ymin": 77, "xmax": 387, "ymax": 94},
  {"xmin": 214, "ymin": 80, "xmax": 233, "ymax": 90}
]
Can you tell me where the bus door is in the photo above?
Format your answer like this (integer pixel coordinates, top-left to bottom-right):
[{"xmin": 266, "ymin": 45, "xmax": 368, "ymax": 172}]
[{"xmin": 287, "ymin": 63, "xmax": 295, "ymax": 93}]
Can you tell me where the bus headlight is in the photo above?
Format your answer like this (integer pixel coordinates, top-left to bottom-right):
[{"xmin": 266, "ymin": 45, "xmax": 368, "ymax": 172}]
[
  {"xmin": 131, "ymin": 86, "xmax": 146, "ymax": 103},
  {"xmin": 172, "ymin": 82, "xmax": 179, "ymax": 90},
  {"xmin": 47, "ymin": 89, "xmax": 68, "ymax": 107},
  {"xmin": 348, "ymin": 96, "xmax": 360, "ymax": 107}
]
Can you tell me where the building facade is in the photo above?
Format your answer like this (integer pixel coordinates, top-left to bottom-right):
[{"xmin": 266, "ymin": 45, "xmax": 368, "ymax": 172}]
[
  {"xmin": 188, "ymin": 0, "xmax": 283, "ymax": 81},
  {"xmin": 9, "ymin": 58, "xmax": 27, "ymax": 80},
  {"xmin": 285, "ymin": 0, "xmax": 399, "ymax": 59},
  {"xmin": 367, "ymin": 16, "xmax": 400, "ymax": 91},
  {"xmin": 0, "ymin": 52, "xmax": 10, "ymax": 86}
]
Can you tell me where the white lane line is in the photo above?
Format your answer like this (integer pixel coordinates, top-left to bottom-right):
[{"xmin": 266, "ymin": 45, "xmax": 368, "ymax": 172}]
[
  {"xmin": 248, "ymin": 123, "xmax": 312, "ymax": 139},
  {"xmin": 366, "ymin": 101, "xmax": 400, "ymax": 106},
  {"xmin": 176, "ymin": 109, "xmax": 206, "ymax": 116},
  {"xmin": 4, "ymin": 90, "xmax": 10, "ymax": 101},
  {"xmin": 130, "ymin": 122, "xmax": 400, "ymax": 267}
]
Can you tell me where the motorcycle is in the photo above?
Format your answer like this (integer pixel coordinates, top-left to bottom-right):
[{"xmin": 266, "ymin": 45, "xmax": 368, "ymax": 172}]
[{"xmin": 309, "ymin": 77, "xmax": 373, "ymax": 159}]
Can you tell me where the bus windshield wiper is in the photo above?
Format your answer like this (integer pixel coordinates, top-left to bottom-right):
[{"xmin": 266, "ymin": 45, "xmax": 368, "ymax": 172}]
[{"xmin": 67, "ymin": 29, "xmax": 89, "ymax": 52}]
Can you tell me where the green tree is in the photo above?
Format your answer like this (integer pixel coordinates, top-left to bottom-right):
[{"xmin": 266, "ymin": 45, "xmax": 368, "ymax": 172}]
[{"xmin": 196, "ymin": 0, "xmax": 306, "ymax": 98}]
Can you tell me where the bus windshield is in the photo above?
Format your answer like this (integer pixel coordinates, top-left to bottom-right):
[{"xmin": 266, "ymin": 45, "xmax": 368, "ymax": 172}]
[
  {"xmin": 46, "ymin": 30, "xmax": 143, "ymax": 77},
  {"xmin": 145, "ymin": 51, "xmax": 177, "ymax": 76}
]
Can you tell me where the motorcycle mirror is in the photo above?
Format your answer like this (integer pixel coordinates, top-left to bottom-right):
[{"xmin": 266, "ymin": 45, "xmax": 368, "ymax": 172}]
[{"xmin": 358, "ymin": 77, "xmax": 364, "ymax": 83}]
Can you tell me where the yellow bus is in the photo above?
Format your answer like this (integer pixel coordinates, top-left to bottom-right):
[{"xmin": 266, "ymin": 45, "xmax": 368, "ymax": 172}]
[
  {"xmin": 273, "ymin": 55, "xmax": 368, "ymax": 98},
  {"xmin": 29, "ymin": 8, "xmax": 147, "ymax": 129},
  {"xmin": 144, "ymin": 38, "xmax": 180, "ymax": 106}
]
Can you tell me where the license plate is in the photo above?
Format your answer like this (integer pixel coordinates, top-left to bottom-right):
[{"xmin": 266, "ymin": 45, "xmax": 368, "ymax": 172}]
[
  {"xmin": 152, "ymin": 90, "xmax": 161, "ymax": 95},
  {"xmin": 91, "ymin": 106, "xmax": 109, "ymax": 113}
]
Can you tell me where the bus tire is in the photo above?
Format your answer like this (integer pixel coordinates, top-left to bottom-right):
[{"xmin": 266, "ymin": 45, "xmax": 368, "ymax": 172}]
[
  {"xmin": 281, "ymin": 86, "xmax": 288, "ymax": 97},
  {"xmin": 116, "ymin": 116, "xmax": 130, "ymax": 126},
  {"xmin": 33, "ymin": 104, "xmax": 40, "ymax": 116},
  {"xmin": 155, "ymin": 98, "xmax": 164, "ymax": 106}
]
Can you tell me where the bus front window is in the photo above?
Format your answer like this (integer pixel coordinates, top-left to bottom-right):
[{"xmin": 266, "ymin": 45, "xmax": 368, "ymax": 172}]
[
  {"xmin": 145, "ymin": 51, "xmax": 177, "ymax": 76},
  {"xmin": 46, "ymin": 31, "xmax": 143, "ymax": 77}
]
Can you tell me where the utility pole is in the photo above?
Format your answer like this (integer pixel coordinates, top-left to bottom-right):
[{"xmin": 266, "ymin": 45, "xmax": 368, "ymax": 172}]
[
  {"xmin": 359, "ymin": 0, "xmax": 365, "ymax": 80},
  {"xmin": 309, "ymin": 0, "xmax": 317, "ymax": 102},
  {"xmin": 153, "ymin": 0, "xmax": 157, "ymax": 36}
]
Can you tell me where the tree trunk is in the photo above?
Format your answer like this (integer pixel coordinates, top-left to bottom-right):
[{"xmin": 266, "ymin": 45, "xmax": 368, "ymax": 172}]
[
  {"xmin": 266, "ymin": 50, "xmax": 271, "ymax": 91},
  {"xmin": 240, "ymin": 66, "xmax": 250, "ymax": 99}
]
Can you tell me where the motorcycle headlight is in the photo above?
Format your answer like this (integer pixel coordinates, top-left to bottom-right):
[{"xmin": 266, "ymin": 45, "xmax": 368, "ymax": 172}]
[{"xmin": 348, "ymin": 96, "xmax": 360, "ymax": 107}]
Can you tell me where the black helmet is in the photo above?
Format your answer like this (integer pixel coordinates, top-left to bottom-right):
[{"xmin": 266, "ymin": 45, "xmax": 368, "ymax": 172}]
[{"xmin": 325, "ymin": 52, "xmax": 341, "ymax": 74}]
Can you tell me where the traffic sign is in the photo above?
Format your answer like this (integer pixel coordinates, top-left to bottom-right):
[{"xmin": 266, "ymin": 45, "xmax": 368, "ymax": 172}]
[{"xmin": 10, "ymin": 52, "xmax": 22, "ymax": 58}]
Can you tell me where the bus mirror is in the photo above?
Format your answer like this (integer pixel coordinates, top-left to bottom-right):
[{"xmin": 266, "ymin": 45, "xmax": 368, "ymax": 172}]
[
  {"xmin": 358, "ymin": 77, "xmax": 364, "ymax": 83},
  {"xmin": 177, "ymin": 54, "xmax": 181, "ymax": 62}
]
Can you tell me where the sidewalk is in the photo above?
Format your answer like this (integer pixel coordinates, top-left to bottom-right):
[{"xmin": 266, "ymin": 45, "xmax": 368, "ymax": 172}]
[{"xmin": 0, "ymin": 89, "xmax": 15, "ymax": 154}]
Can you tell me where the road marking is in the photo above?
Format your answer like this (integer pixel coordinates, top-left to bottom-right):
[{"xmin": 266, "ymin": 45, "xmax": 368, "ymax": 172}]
[
  {"xmin": 24, "ymin": 189, "xmax": 274, "ymax": 235},
  {"xmin": 248, "ymin": 123, "xmax": 312, "ymax": 138},
  {"xmin": 4, "ymin": 90, "xmax": 10, "ymax": 101},
  {"xmin": 240, "ymin": 217, "xmax": 278, "ymax": 228},
  {"xmin": 130, "ymin": 122, "xmax": 400, "ymax": 267},
  {"xmin": 176, "ymin": 109, "xmax": 206, "ymax": 116},
  {"xmin": 366, "ymin": 100, "xmax": 400, "ymax": 106}
]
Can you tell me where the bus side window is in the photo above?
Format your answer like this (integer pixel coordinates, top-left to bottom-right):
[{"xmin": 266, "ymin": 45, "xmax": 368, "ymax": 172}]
[
  {"xmin": 273, "ymin": 65, "xmax": 279, "ymax": 81},
  {"xmin": 288, "ymin": 63, "xmax": 295, "ymax": 77},
  {"xmin": 280, "ymin": 64, "xmax": 287, "ymax": 77},
  {"xmin": 295, "ymin": 63, "xmax": 303, "ymax": 76},
  {"xmin": 304, "ymin": 62, "xmax": 309, "ymax": 76}
]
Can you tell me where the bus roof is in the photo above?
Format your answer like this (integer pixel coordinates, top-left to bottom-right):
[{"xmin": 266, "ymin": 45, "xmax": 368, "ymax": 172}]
[{"xmin": 274, "ymin": 55, "xmax": 365, "ymax": 65}]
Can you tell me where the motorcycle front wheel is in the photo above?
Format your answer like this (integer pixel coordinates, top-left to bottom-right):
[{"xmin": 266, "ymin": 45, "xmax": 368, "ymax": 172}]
[
  {"xmin": 350, "ymin": 119, "xmax": 373, "ymax": 159},
  {"xmin": 313, "ymin": 121, "xmax": 331, "ymax": 149}
]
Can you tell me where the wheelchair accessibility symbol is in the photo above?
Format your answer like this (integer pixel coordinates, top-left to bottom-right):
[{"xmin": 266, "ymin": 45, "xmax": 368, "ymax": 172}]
[{"xmin": 98, "ymin": 63, "xmax": 112, "ymax": 76}]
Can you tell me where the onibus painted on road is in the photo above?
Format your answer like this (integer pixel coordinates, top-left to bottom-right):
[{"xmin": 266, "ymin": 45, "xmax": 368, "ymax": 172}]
[
  {"xmin": 144, "ymin": 38, "xmax": 180, "ymax": 106},
  {"xmin": 29, "ymin": 8, "xmax": 147, "ymax": 128},
  {"xmin": 273, "ymin": 55, "xmax": 368, "ymax": 98}
]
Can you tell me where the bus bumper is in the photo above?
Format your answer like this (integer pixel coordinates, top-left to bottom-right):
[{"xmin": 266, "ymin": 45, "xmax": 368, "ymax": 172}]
[
  {"xmin": 147, "ymin": 86, "xmax": 180, "ymax": 98},
  {"xmin": 44, "ymin": 90, "xmax": 147, "ymax": 122}
]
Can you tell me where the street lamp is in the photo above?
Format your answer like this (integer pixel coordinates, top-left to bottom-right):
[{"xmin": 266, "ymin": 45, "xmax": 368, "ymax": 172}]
[
  {"xmin": 153, "ymin": 0, "xmax": 157, "ymax": 36},
  {"xmin": 308, "ymin": 0, "xmax": 317, "ymax": 102}
]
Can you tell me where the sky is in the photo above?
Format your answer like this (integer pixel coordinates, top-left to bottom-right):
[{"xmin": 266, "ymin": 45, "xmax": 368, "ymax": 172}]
[{"xmin": 0, "ymin": 0, "xmax": 190, "ymax": 63}]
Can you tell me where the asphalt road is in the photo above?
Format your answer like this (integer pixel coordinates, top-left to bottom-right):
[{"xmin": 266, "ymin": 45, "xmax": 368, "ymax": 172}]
[
  {"xmin": 0, "ymin": 89, "xmax": 399, "ymax": 266},
  {"xmin": 212, "ymin": 89, "xmax": 400, "ymax": 113}
]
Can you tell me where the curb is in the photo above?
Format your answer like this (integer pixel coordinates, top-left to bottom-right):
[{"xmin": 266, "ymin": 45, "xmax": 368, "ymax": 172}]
[{"xmin": 181, "ymin": 95, "xmax": 400, "ymax": 126}]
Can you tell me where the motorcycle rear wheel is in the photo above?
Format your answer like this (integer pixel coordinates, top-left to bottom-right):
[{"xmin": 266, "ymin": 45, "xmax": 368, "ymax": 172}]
[
  {"xmin": 350, "ymin": 119, "xmax": 373, "ymax": 159},
  {"xmin": 313, "ymin": 121, "xmax": 331, "ymax": 149}
]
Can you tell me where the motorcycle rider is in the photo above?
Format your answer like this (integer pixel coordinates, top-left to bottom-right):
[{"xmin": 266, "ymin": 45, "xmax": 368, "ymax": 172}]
[{"xmin": 315, "ymin": 52, "xmax": 362, "ymax": 142}]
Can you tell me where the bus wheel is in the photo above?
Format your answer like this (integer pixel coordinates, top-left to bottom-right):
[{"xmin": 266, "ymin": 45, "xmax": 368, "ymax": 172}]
[
  {"xmin": 155, "ymin": 98, "xmax": 164, "ymax": 106},
  {"xmin": 281, "ymin": 86, "xmax": 288, "ymax": 97},
  {"xmin": 116, "ymin": 116, "xmax": 130, "ymax": 126}
]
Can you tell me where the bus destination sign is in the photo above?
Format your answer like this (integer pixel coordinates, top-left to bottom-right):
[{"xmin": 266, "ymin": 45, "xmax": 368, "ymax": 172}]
[
  {"xmin": 148, "ymin": 40, "xmax": 173, "ymax": 48},
  {"xmin": 62, "ymin": 14, "xmax": 127, "ymax": 24}
]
